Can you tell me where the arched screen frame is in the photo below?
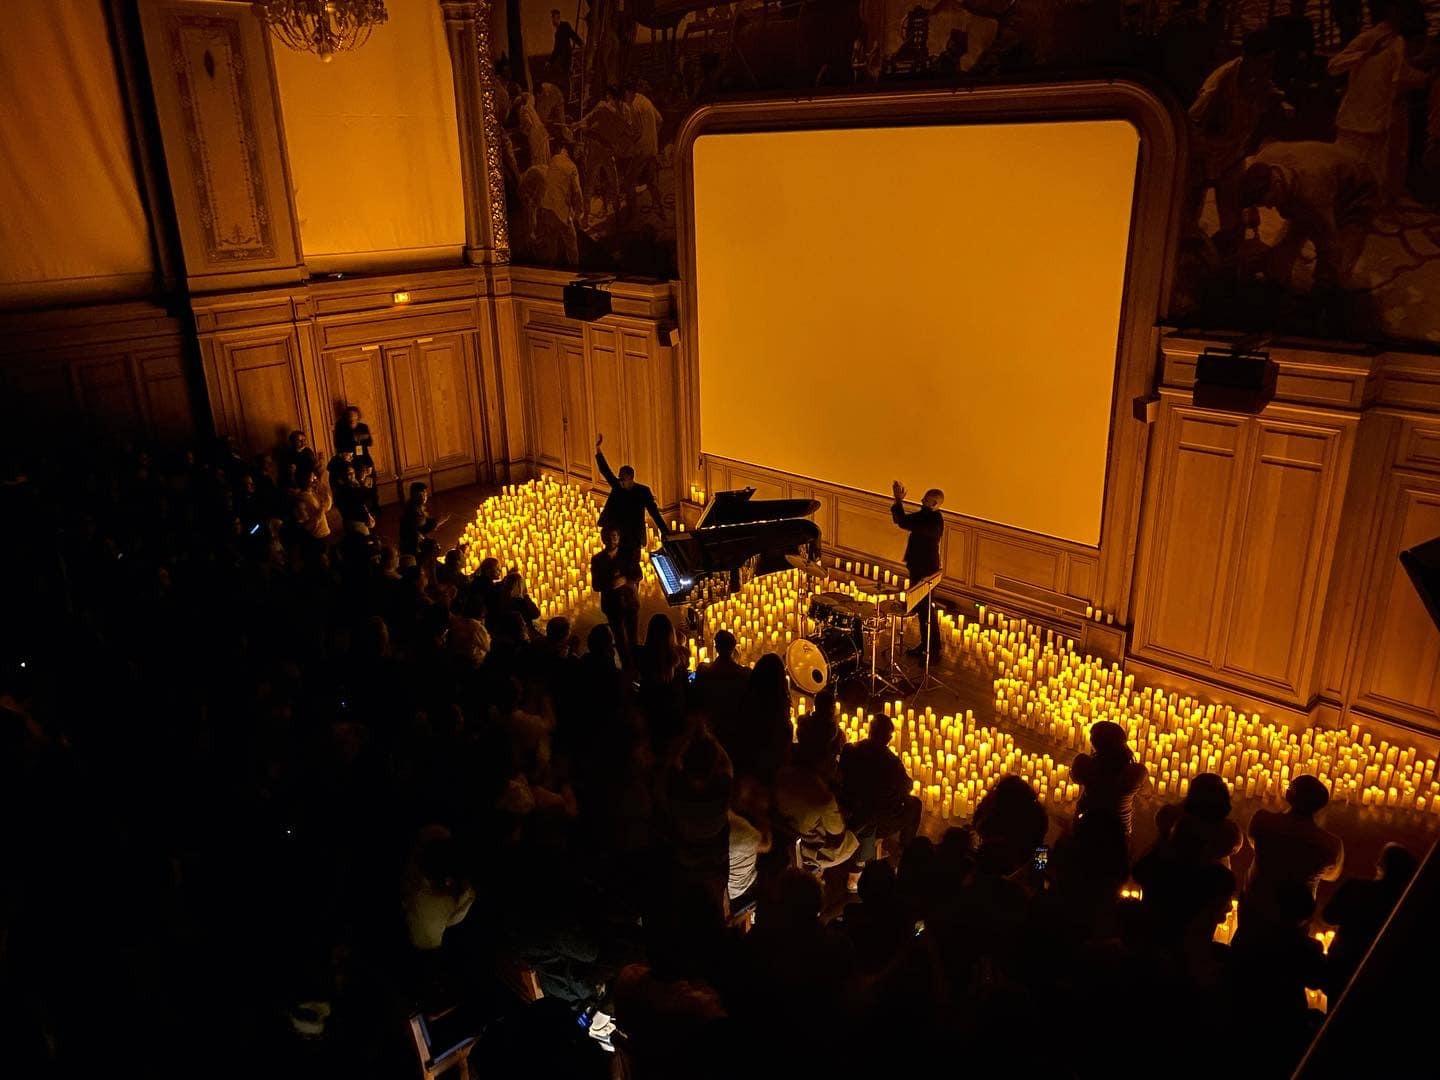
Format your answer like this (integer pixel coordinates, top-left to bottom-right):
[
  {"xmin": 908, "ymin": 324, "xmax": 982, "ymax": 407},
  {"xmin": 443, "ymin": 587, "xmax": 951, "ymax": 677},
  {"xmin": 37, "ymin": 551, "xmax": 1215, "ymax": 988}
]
[{"xmin": 672, "ymin": 81, "xmax": 1185, "ymax": 620}]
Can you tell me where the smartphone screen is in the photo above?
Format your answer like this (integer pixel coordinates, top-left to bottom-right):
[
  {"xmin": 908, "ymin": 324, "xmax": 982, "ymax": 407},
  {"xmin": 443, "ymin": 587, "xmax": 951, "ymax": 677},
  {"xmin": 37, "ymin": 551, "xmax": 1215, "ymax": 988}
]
[{"xmin": 1032, "ymin": 845, "xmax": 1049, "ymax": 873}]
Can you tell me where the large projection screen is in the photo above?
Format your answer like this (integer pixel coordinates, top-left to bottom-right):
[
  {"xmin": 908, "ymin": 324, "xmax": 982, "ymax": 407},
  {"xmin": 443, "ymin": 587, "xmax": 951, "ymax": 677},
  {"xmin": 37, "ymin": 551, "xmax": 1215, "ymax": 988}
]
[{"xmin": 693, "ymin": 121, "xmax": 1139, "ymax": 548}]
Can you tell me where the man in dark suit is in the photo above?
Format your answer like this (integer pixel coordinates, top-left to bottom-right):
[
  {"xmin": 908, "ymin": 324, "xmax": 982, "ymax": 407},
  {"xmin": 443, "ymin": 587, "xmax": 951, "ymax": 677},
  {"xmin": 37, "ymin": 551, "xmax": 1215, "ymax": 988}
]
[
  {"xmin": 891, "ymin": 479, "xmax": 944, "ymax": 657},
  {"xmin": 595, "ymin": 432, "xmax": 669, "ymax": 558}
]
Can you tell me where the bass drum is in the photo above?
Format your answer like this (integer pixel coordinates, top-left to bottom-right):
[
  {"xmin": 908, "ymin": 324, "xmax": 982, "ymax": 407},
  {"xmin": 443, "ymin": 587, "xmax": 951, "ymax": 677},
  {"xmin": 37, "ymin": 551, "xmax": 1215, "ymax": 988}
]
[{"xmin": 785, "ymin": 637, "xmax": 829, "ymax": 695}]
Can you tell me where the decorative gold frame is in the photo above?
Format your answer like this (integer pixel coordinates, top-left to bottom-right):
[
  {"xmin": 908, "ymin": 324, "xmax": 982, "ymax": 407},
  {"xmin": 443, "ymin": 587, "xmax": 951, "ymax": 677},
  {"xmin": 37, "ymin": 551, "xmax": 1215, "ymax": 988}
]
[{"xmin": 672, "ymin": 81, "xmax": 1186, "ymax": 621}]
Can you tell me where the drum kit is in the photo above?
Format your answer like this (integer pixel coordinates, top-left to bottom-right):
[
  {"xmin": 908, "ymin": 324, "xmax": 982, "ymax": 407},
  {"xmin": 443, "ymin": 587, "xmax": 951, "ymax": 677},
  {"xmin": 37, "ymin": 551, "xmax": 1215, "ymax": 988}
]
[{"xmin": 782, "ymin": 553, "xmax": 916, "ymax": 700}]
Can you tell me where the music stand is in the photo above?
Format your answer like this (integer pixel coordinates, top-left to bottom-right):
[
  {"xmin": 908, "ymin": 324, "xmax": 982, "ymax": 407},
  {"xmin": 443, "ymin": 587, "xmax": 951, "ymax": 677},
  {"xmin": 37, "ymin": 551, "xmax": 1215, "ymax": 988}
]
[{"xmin": 906, "ymin": 571, "xmax": 951, "ymax": 698}]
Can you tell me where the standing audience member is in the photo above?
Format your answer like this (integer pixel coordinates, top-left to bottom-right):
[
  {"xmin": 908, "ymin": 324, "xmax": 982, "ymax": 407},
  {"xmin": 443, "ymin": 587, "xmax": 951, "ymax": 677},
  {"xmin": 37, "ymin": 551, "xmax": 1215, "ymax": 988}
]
[
  {"xmin": 1154, "ymin": 771, "xmax": 1244, "ymax": 866},
  {"xmin": 333, "ymin": 405, "xmax": 374, "ymax": 470},
  {"xmin": 1245, "ymin": 774, "xmax": 1344, "ymax": 927},
  {"xmin": 591, "ymin": 526, "xmax": 641, "ymax": 667},
  {"xmin": 1322, "ymin": 841, "xmax": 1418, "ymax": 996},
  {"xmin": 692, "ymin": 629, "xmax": 750, "ymax": 732},
  {"xmin": 719, "ymin": 653, "xmax": 792, "ymax": 782},
  {"xmin": 1072, "ymin": 720, "xmax": 1148, "ymax": 835},
  {"xmin": 637, "ymin": 613, "xmax": 688, "ymax": 753}
]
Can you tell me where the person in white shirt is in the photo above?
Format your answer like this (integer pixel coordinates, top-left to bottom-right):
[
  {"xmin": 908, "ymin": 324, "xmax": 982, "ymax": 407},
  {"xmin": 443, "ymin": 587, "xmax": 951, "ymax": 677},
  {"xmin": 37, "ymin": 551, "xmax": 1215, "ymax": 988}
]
[
  {"xmin": 622, "ymin": 83, "xmax": 664, "ymax": 214},
  {"xmin": 515, "ymin": 92, "xmax": 551, "ymax": 171},
  {"xmin": 540, "ymin": 140, "xmax": 584, "ymax": 264},
  {"xmin": 1326, "ymin": 0, "xmax": 1427, "ymax": 200}
]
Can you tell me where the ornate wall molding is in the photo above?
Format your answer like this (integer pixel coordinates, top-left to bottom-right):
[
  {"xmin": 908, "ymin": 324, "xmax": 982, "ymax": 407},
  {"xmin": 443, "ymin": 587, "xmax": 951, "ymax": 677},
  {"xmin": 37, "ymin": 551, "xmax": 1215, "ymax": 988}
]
[
  {"xmin": 439, "ymin": 0, "xmax": 509, "ymax": 264},
  {"xmin": 168, "ymin": 13, "xmax": 275, "ymax": 262},
  {"xmin": 136, "ymin": 0, "xmax": 304, "ymax": 291}
]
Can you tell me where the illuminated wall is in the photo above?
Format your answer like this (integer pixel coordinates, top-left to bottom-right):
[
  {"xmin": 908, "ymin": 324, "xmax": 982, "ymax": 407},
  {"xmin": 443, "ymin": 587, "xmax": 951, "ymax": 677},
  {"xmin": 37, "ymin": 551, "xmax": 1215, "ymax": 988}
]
[
  {"xmin": 0, "ymin": 0, "xmax": 154, "ymax": 306},
  {"xmin": 692, "ymin": 121, "xmax": 1138, "ymax": 548},
  {"xmin": 273, "ymin": 0, "xmax": 465, "ymax": 264}
]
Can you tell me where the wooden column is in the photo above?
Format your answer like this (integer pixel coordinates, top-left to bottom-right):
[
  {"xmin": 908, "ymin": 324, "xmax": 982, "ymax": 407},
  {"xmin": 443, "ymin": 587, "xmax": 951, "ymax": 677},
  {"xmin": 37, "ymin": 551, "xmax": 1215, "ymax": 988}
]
[{"xmin": 439, "ymin": 0, "xmax": 510, "ymax": 265}]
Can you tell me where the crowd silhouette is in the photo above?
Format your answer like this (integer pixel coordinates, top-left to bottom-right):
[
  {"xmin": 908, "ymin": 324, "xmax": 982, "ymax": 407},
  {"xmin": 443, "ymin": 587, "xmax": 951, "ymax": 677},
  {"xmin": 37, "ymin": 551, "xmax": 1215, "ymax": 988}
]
[{"xmin": 0, "ymin": 432, "xmax": 1425, "ymax": 1078}]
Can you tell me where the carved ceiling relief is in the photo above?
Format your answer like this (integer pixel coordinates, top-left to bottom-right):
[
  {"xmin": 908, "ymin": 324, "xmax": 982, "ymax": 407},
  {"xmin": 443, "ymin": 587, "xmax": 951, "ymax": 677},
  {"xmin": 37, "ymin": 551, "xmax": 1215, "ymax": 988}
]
[{"xmin": 169, "ymin": 13, "xmax": 275, "ymax": 264}]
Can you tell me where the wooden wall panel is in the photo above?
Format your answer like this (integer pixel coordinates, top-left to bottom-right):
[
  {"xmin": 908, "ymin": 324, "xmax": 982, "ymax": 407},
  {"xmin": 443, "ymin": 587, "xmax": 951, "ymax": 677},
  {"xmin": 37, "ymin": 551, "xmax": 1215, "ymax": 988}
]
[
  {"xmin": 1353, "ymin": 479, "xmax": 1440, "ymax": 724},
  {"xmin": 1221, "ymin": 423, "xmax": 1339, "ymax": 690},
  {"xmin": 74, "ymin": 355, "xmax": 143, "ymax": 436},
  {"xmin": 384, "ymin": 343, "xmax": 428, "ymax": 479},
  {"xmin": 136, "ymin": 351, "xmax": 194, "ymax": 441},
  {"xmin": 836, "ymin": 497, "xmax": 907, "ymax": 567},
  {"xmin": 418, "ymin": 335, "xmax": 473, "ymax": 467},
  {"xmin": 526, "ymin": 333, "xmax": 566, "ymax": 472},
  {"xmin": 588, "ymin": 329, "xmax": 626, "ymax": 468},
  {"xmin": 561, "ymin": 338, "xmax": 593, "ymax": 481},
  {"xmin": 974, "ymin": 536, "xmax": 1060, "ymax": 594},
  {"xmin": 227, "ymin": 336, "xmax": 304, "ymax": 455},
  {"xmin": 1134, "ymin": 411, "xmax": 1245, "ymax": 665}
]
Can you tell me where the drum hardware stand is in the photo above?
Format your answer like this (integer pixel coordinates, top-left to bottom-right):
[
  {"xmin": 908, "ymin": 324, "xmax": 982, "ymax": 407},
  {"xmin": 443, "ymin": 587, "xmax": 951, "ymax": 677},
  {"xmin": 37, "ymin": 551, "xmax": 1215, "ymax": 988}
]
[
  {"xmin": 865, "ymin": 610, "xmax": 911, "ymax": 698},
  {"xmin": 907, "ymin": 572, "xmax": 953, "ymax": 699}
]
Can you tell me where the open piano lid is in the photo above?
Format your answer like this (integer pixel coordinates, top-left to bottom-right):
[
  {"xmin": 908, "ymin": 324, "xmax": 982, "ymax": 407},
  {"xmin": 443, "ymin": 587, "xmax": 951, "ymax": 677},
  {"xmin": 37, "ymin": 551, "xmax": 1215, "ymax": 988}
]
[{"xmin": 696, "ymin": 487, "xmax": 821, "ymax": 530}]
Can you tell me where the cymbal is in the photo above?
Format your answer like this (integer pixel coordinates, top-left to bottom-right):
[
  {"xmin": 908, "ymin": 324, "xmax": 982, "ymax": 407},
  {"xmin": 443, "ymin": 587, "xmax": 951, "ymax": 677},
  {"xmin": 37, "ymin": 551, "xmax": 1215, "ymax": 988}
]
[
  {"xmin": 878, "ymin": 598, "xmax": 907, "ymax": 617},
  {"xmin": 784, "ymin": 553, "xmax": 826, "ymax": 578},
  {"xmin": 850, "ymin": 599, "xmax": 882, "ymax": 619}
]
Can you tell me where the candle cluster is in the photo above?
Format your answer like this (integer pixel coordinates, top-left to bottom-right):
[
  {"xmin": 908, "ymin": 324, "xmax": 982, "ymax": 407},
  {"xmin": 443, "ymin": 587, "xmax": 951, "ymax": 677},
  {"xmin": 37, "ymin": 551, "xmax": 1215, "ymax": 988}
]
[
  {"xmin": 826, "ymin": 701, "xmax": 1078, "ymax": 821},
  {"xmin": 457, "ymin": 479, "xmax": 657, "ymax": 622},
  {"xmin": 967, "ymin": 608, "xmax": 1440, "ymax": 821},
  {"xmin": 458, "ymin": 483, "xmax": 1440, "ymax": 833}
]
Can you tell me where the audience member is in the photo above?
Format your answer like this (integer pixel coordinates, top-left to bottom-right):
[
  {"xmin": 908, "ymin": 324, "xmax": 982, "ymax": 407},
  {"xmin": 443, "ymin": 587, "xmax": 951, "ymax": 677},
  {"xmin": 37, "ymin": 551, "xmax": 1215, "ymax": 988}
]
[
  {"xmin": 1245, "ymin": 774, "xmax": 1344, "ymax": 926},
  {"xmin": 1322, "ymin": 841, "xmax": 1418, "ymax": 996},
  {"xmin": 839, "ymin": 713, "xmax": 921, "ymax": 864},
  {"xmin": 1072, "ymin": 720, "xmax": 1149, "ymax": 834}
]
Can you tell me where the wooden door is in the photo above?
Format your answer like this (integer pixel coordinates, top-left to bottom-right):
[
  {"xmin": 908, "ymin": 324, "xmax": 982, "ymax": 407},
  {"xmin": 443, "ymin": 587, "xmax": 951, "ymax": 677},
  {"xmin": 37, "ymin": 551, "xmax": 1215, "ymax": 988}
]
[
  {"xmin": 323, "ymin": 346, "xmax": 396, "ymax": 487},
  {"xmin": 383, "ymin": 342, "xmax": 429, "ymax": 485},
  {"xmin": 1219, "ymin": 417, "xmax": 1350, "ymax": 696},
  {"xmin": 560, "ymin": 337, "xmax": 593, "ymax": 482},
  {"xmin": 416, "ymin": 333, "xmax": 480, "ymax": 491},
  {"xmin": 1132, "ymin": 406, "xmax": 1247, "ymax": 668},
  {"xmin": 526, "ymin": 331, "xmax": 566, "ymax": 473}
]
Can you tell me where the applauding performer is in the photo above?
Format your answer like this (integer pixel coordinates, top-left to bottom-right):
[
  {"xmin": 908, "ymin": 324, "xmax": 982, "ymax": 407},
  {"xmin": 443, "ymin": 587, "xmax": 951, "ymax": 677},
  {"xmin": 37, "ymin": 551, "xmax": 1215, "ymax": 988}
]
[
  {"xmin": 891, "ymin": 480, "xmax": 944, "ymax": 658},
  {"xmin": 596, "ymin": 432, "xmax": 669, "ymax": 558}
]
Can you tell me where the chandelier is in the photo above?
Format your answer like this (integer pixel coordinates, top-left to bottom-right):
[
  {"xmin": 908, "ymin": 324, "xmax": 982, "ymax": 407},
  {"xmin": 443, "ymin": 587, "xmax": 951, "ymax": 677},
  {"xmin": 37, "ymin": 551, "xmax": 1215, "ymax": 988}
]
[{"xmin": 256, "ymin": 1, "xmax": 389, "ymax": 62}]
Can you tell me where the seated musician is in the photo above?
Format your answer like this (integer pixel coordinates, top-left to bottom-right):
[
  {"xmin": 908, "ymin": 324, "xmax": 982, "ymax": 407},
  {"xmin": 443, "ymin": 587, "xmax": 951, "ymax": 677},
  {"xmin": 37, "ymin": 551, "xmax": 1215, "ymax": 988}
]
[
  {"xmin": 591, "ymin": 526, "xmax": 641, "ymax": 666},
  {"xmin": 596, "ymin": 432, "xmax": 669, "ymax": 557}
]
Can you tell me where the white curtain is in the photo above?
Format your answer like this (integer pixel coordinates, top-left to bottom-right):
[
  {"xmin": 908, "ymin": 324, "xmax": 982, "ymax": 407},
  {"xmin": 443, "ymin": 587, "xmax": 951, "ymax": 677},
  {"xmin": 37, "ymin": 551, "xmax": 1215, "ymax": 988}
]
[
  {"xmin": 0, "ymin": 0, "xmax": 155, "ymax": 306},
  {"xmin": 273, "ymin": 0, "xmax": 466, "ymax": 263}
]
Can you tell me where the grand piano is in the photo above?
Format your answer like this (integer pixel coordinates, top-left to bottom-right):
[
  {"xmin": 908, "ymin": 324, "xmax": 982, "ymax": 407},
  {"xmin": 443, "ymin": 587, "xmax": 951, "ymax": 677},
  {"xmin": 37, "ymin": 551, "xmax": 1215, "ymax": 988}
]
[{"xmin": 649, "ymin": 487, "xmax": 821, "ymax": 607}]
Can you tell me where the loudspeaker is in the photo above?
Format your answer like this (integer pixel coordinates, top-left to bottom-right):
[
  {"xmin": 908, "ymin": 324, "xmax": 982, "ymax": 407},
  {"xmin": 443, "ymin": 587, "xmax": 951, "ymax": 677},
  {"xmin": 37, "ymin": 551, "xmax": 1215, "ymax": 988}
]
[
  {"xmin": 1400, "ymin": 535, "xmax": 1440, "ymax": 633},
  {"xmin": 658, "ymin": 323, "xmax": 681, "ymax": 348},
  {"xmin": 1193, "ymin": 349, "xmax": 1278, "ymax": 414},
  {"xmin": 563, "ymin": 281, "xmax": 612, "ymax": 321}
]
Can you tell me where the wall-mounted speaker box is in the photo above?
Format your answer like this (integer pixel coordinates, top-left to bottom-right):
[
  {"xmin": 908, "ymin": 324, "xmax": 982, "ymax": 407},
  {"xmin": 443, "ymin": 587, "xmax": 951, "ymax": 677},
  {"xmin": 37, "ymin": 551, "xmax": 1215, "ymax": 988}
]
[
  {"xmin": 1193, "ymin": 350, "xmax": 1278, "ymax": 413},
  {"xmin": 563, "ymin": 281, "xmax": 612, "ymax": 321},
  {"xmin": 658, "ymin": 323, "xmax": 681, "ymax": 348},
  {"xmin": 1401, "ymin": 535, "xmax": 1440, "ymax": 633}
]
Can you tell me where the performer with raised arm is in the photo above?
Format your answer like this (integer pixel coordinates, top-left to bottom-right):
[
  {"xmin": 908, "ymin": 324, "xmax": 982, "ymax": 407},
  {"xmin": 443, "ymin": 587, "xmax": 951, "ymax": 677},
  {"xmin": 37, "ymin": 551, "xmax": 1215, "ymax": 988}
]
[
  {"xmin": 891, "ymin": 479, "xmax": 945, "ymax": 658},
  {"xmin": 595, "ymin": 432, "xmax": 669, "ymax": 558}
]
